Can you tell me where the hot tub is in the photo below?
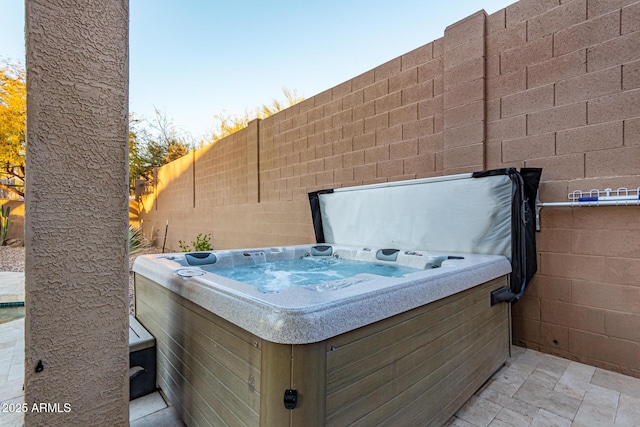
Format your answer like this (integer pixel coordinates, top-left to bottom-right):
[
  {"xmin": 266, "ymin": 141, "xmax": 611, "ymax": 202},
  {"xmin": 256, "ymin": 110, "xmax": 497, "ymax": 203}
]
[{"xmin": 133, "ymin": 168, "xmax": 541, "ymax": 426}]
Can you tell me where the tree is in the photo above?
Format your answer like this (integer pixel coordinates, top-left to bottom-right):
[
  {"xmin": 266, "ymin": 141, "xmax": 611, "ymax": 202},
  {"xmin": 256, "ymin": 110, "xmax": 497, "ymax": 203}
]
[
  {"xmin": 128, "ymin": 108, "xmax": 192, "ymax": 190},
  {"xmin": 204, "ymin": 88, "xmax": 304, "ymax": 145},
  {"xmin": 0, "ymin": 61, "xmax": 26, "ymax": 198}
]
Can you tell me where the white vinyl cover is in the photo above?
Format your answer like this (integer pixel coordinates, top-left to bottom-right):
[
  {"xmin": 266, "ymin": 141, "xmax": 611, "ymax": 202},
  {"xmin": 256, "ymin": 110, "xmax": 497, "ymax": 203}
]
[{"xmin": 318, "ymin": 174, "xmax": 513, "ymax": 258}]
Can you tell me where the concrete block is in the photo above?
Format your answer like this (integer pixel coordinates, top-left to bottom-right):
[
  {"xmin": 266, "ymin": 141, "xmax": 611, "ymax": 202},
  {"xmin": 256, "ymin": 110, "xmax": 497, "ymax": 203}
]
[
  {"xmin": 487, "ymin": 68, "xmax": 527, "ymax": 100},
  {"xmin": 315, "ymin": 142, "xmax": 333, "ymax": 159},
  {"xmin": 528, "ymin": 50, "xmax": 587, "ymax": 89},
  {"xmin": 418, "ymin": 95, "xmax": 443, "ymax": 119},
  {"xmin": 588, "ymin": 88, "xmax": 640, "ymax": 123},
  {"xmin": 389, "ymin": 139, "xmax": 418, "ymax": 160},
  {"xmin": 418, "ymin": 56, "xmax": 443, "ymax": 83},
  {"xmin": 401, "ymin": 43, "xmax": 433, "ymax": 70},
  {"xmin": 487, "ymin": 8, "xmax": 506, "ymax": 34},
  {"xmin": 487, "ymin": 98, "xmax": 501, "ymax": 121},
  {"xmin": 375, "ymin": 125, "xmax": 402, "ymax": 146},
  {"xmin": 524, "ymin": 152, "xmax": 585, "ymax": 180},
  {"xmin": 352, "ymin": 100, "xmax": 375, "ymax": 121},
  {"xmin": 444, "ymin": 10, "xmax": 486, "ymax": 52},
  {"xmin": 556, "ymin": 65, "xmax": 622, "ymax": 105},
  {"xmin": 401, "ymin": 81, "xmax": 433, "ymax": 106},
  {"xmin": 603, "ymin": 256, "xmax": 640, "ymax": 286},
  {"xmin": 353, "ymin": 163, "xmax": 376, "ymax": 181},
  {"xmin": 512, "ymin": 317, "xmax": 541, "ymax": 345},
  {"xmin": 606, "ymin": 312, "xmax": 640, "ymax": 342},
  {"xmin": 540, "ymin": 323, "xmax": 569, "ymax": 351},
  {"xmin": 342, "ymin": 120, "xmax": 364, "ymax": 139},
  {"xmin": 539, "ymin": 253, "xmax": 605, "ymax": 281},
  {"xmin": 625, "ymin": 117, "xmax": 640, "ymax": 146},
  {"xmin": 527, "ymin": 102, "xmax": 587, "ymax": 135},
  {"xmin": 351, "ymin": 70, "xmax": 375, "ymax": 91},
  {"xmin": 376, "ymin": 159, "xmax": 403, "ymax": 178},
  {"xmin": 315, "ymin": 170, "xmax": 334, "ymax": 187},
  {"xmin": 343, "ymin": 89, "xmax": 364, "ymax": 109},
  {"xmin": 443, "ymin": 122, "xmax": 484, "ymax": 149},
  {"xmin": 443, "ymin": 78, "xmax": 484, "ymax": 109},
  {"xmin": 334, "ymin": 167, "xmax": 354, "ymax": 184},
  {"xmin": 343, "ymin": 150, "xmax": 364, "ymax": 168},
  {"xmin": 313, "ymin": 88, "xmax": 332, "ymax": 107},
  {"xmin": 364, "ymin": 112, "xmax": 389, "ymax": 133},
  {"xmin": 307, "ymin": 132, "xmax": 323, "ymax": 147},
  {"xmin": 389, "ymin": 67, "xmax": 418, "ymax": 93},
  {"xmin": 363, "ymin": 79, "xmax": 389, "ymax": 102},
  {"xmin": 556, "ymin": 121, "xmax": 623, "ymax": 154},
  {"xmin": 623, "ymin": 59, "xmax": 640, "ymax": 90},
  {"xmin": 486, "ymin": 116, "xmax": 527, "ymax": 143},
  {"xmin": 443, "ymin": 100, "xmax": 484, "ymax": 129},
  {"xmin": 486, "ymin": 21, "xmax": 527, "ymax": 58},
  {"xmin": 587, "ymin": 30, "xmax": 640, "ymax": 72},
  {"xmin": 402, "ymin": 117, "xmax": 434, "ymax": 141},
  {"xmin": 374, "ymin": 92, "xmax": 402, "ymax": 114},
  {"xmin": 444, "ymin": 36, "xmax": 485, "ymax": 71},
  {"xmin": 331, "ymin": 110, "xmax": 352, "ymax": 128},
  {"xmin": 364, "ymin": 145, "xmax": 389, "ymax": 163},
  {"xmin": 486, "ymin": 55, "xmax": 500, "ymax": 78},
  {"xmin": 374, "ymin": 57, "xmax": 402, "ymax": 81},
  {"xmin": 572, "ymin": 279, "xmax": 640, "ymax": 315},
  {"xmin": 324, "ymin": 154, "xmax": 342, "ymax": 170},
  {"xmin": 502, "ymin": 133, "xmax": 556, "ymax": 162},
  {"xmin": 389, "ymin": 104, "xmax": 418, "ymax": 127},
  {"xmin": 541, "ymin": 300, "xmax": 605, "ymax": 334},
  {"xmin": 501, "ymin": 84, "xmax": 554, "ymax": 118},
  {"xmin": 554, "ymin": 11, "xmax": 620, "ymax": 56},
  {"xmin": 588, "ymin": 0, "xmax": 637, "ymax": 19},
  {"xmin": 585, "ymin": 145, "xmax": 640, "ymax": 176},
  {"xmin": 307, "ymin": 158, "xmax": 324, "ymax": 174},
  {"xmin": 332, "ymin": 80, "xmax": 352, "ymax": 100},
  {"xmin": 572, "ymin": 228, "xmax": 640, "ymax": 257},
  {"xmin": 402, "ymin": 152, "xmax": 434, "ymax": 174},
  {"xmin": 506, "ymin": 0, "xmax": 559, "ymax": 27},
  {"xmin": 527, "ymin": 0, "xmax": 586, "ymax": 41},
  {"xmin": 442, "ymin": 144, "xmax": 483, "ymax": 169},
  {"xmin": 308, "ymin": 105, "xmax": 324, "ymax": 122},
  {"xmin": 313, "ymin": 116, "xmax": 332, "ymax": 134},
  {"xmin": 501, "ymin": 36, "xmax": 553, "ymax": 75},
  {"xmin": 323, "ymin": 98, "xmax": 343, "ymax": 116},
  {"xmin": 433, "ymin": 75, "xmax": 444, "ymax": 97},
  {"xmin": 353, "ymin": 132, "xmax": 376, "ymax": 151},
  {"xmin": 419, "ymin": 133, "xmax": 444, "ymax": 154},
  {"xmin": 622, "ymin": 1, "xmax": 640, "ymax": 34},
  {"xmin": 443, "ymin": 57, "xmax": 483, "ymax": 90},
  {"xmin": 537, "ymin": 276, "xmax": 572, "ymax": 303}
]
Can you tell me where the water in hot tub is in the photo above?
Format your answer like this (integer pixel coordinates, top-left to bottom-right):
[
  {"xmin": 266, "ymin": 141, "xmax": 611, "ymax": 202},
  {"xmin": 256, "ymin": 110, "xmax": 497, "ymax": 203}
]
[{"xmin": 204, "ymin": 257, "xmax": 421, "ymax": 293}]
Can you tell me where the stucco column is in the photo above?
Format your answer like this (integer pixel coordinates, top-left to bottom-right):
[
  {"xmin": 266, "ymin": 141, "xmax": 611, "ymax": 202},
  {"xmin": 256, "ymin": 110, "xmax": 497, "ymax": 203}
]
[{"xmin": 25, "ymin": 1, "xmax": 130, "ymax": 425}]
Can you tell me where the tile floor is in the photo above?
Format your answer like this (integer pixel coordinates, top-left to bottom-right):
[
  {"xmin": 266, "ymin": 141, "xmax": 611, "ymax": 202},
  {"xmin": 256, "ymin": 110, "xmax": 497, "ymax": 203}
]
[
  {"xmin": 446, "ymin": 346, "xmax": 640, "ymax": 427},
  {"xmin": 1, "ymin": 314, "xmax": 640, "ymax": 426}
]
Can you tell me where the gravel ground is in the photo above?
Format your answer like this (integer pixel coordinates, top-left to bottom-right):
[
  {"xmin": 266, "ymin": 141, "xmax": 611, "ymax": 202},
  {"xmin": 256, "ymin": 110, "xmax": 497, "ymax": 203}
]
[{"xmin": 0, "ymin": 246, "xmax": 148, "ymax": 315}]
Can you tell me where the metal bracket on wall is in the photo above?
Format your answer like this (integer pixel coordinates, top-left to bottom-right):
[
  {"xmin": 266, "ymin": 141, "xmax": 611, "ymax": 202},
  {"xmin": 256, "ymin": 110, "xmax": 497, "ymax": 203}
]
[{"xmin": 535, "ymin": 187, "xmax": 640, "ymax": 231}]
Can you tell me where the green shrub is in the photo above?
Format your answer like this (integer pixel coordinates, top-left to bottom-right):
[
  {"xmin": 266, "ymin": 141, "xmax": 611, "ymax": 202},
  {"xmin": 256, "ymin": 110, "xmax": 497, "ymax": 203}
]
[{"xmin": 178, "ymin": 233, "xmax": 212, "ymax": 252}]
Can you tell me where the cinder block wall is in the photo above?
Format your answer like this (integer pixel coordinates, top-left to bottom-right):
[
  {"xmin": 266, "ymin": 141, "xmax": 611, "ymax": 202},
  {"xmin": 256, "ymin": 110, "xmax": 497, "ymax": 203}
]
[{"xmin": 139, "ymin": 0, "xmax": 640, "ymax": 377}]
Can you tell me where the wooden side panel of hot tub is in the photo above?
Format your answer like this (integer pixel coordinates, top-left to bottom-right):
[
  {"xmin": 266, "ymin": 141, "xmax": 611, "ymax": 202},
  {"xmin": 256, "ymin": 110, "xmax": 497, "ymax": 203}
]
[
  {"xmin": 321, "ymin": 276, "xmax": 510, "ymax": 426},
  {"xmin": 135, "ymin": 274, "xmax": 509, "ymax": 427},
  {"xmin": 134, "ymin": 275, "xmax": 288, "ymax": 427}
]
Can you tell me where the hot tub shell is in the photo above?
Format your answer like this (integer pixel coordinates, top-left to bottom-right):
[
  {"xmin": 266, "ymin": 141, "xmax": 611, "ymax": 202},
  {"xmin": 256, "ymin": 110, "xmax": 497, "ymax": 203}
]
[{"xmin": 133, "ymin": 168, "xmax": 541, "ymax": 426}]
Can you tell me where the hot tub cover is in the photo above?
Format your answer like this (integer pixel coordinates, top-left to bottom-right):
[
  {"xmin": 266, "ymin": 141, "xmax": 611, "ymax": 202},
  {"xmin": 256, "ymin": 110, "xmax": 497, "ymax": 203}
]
[{"xmin": 309, "ymin": 168, "xmax": 541, "ymax": 301}]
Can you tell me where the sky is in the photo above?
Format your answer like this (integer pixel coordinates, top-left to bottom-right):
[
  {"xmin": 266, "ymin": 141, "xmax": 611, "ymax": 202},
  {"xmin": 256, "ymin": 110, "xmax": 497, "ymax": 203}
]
[{"xmin": 1, "ymin": 0, "xmax": 516, "ymax": 142}]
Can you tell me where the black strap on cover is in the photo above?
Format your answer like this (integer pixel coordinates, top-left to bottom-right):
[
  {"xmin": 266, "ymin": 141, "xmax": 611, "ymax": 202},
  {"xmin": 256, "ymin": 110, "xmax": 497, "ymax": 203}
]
[{"xmin": 308, "ymin": 189, "xmax": 334, "ymax": 243}]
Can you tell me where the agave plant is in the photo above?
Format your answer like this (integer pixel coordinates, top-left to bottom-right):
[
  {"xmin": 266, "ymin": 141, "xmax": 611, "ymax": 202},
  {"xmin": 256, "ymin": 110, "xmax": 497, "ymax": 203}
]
[
  {"xmin": 129, "ymin": 223, "xmax": 151, "ymax": 256},
  {"xmin": 0, "ymin": 205, "xmax": 9, "ymax": 246}
]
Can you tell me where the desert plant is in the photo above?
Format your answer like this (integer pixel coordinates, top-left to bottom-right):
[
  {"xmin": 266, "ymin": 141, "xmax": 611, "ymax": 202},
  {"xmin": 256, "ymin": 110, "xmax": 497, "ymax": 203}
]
[
  {"xmin": 0, "ymin": 205, "xmax": 9, "ymax": 246},
  {"xmin": 129, "ymin": 223, "xmax": 151, "ymax": 256},
  {"xmin": 178, "ymin": 233, "xmax": 212, "ymax": 252}
]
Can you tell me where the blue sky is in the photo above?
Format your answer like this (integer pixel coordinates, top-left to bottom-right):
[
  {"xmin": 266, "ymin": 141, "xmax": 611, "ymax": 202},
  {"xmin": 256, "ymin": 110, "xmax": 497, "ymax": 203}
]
[{"xmin": 1, "ymin": 0, "xmax": 515, "ymax": 141}]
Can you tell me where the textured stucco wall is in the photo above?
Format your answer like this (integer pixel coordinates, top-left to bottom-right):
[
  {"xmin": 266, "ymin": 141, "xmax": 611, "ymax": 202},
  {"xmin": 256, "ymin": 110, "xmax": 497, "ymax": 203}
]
[{"xmin": 25, "ymin": 1, "xmax": 130, "ymax": 425}]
